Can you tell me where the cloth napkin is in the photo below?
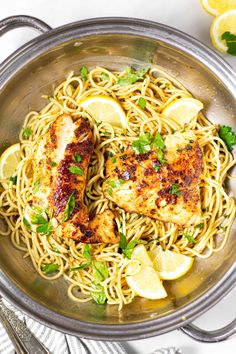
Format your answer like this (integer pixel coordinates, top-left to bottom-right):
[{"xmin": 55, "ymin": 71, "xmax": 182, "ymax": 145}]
[{"xmin": 0, "ymin": 299, "xmax": 181, "ymax": 354}]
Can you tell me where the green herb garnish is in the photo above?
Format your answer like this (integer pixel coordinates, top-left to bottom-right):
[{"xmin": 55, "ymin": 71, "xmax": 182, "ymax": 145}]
[
  {"xmin": 182, "ymin": 232, "xmax": 197, "ymax": 244},
  {"xmin": 119, "ymin": 232, "xmax": 142, "ymax": 259},
  {"xmin": 117, "ymin": 67, "xmax": 149, "ymax": 86},
  {"xmin": 80, "ymin": 65, "xmax": 88, "ymax": 81},
  {"xmin": 71, "ymin": 244, "xmax": 92, "ymax": 271},
  {"xmin": 101, "ymin": 72, "xmax": 109, "ymax": 81},
  {"xmin": 153, "ymin": 164, "xmax": 160, "ymax": 172},
  {"xmin": 111, "ymin": 156, "xmax": 116, "ymax": 164},
  {"xmin": 32, "ymin": 180, "xmax": 40, "ymax": 194},
  {"xmin": 219, "ymin": 125, "xmax": 236, "ymax": 152},
  {"xmin": 186, "ymin": 145, "xmax": 192, "ymax": 150},
  {"xmin": 9, "ymin": 176, "xmax": 17, "ymax": 185},
  {"xmin": 107, "ymin": 188, "xmax": 113, "ymax": 197},
  {"xmin": 93, "ymin": 262, "xmax": 109, "ymax": 284},
  {"xmin": 138, "ymin": 97, "xmax": 146, "ymax": 109},
  {"xmin": 120, "ymin": 154, "xmax": 127, "ymax": 160},
  {"xmin": 51, "ymin": 161, "xmax": 57, "ymax": 167},
  {"xmin": 74, "ymin": 154, "xmax": 82, "ymax": 162},
  {"xmin": 131, "ymin": 133, "xmax": 152, "ymax": 154},
  {"xmin": 152, "ymin": 132, "xmax": 166, "ymax": 150},
  {"xmin": 23, "ymin": 217, "xmax": 31, "ymax": 230},
  {"xmin": 109, "ymin": 179, "xmax": 125, "ymax": 188},
  {"xmin": 91, "ymin": 283, "xmax": 107, "ymax": 304},
  {"xmin": 22, "ymin": 127, "xmax": 32, "ymax": 139},
  {"xmin": 221, "ymin": 32, "xmax": 236, "ymax": 56},
  {"xmin": 42, "ymin": 263, "xmax": 59, "ymax": 274},
  {"xmin": 69, "ymin": 165, "xmax": 84, "ymax": 175},
  {"xmin": 64, "ymin": 193, "xmax": 75, "ymax": 221},
  {"xmin": 169, "ymin": 184, "xmax": 182, "ymax": 197},
  {"xmin": 195, "ymin": 223, "xmax": 204, "ymax": 230}
]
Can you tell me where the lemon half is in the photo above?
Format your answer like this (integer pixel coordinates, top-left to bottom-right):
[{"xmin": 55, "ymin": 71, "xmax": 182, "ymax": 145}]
[
  {"xmin": 162, "ymin": 98, "xmax": 203, "ymax": 126},
  {"xmin": 149, "ymin": 247, "xmax": 194, "ymax": 280},
  {"xmin": 200, "ymin": 0, "xmax": 236, "ymax": 16},
  {"xmin": 126, "ymin": 245, "xmax": 167, "ymax": 300},
  {"xmin": 0, "ymin": 144, "xmax": 20, "ymax": 187},
  {"xmin": 210, "ymin": 9, "xmax": 236, "ymax": 53},
  {"xmin": 80, "ymin": 95, "xmax": 127, "ymax": 129}
]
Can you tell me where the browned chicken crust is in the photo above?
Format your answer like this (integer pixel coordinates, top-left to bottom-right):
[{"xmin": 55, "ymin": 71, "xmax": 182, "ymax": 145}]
[
  {"xmin": 103, "ymin": 131, "xmax": 202, "ymax": 227},
  {"xmin": 32, "ymin": 114, "xmax": 118, "ymax": 243}
]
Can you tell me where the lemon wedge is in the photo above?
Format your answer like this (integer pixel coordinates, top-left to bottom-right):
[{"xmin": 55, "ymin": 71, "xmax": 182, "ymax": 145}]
[
  {"xmin": 149, "ymin": 247, "xmax": 194, "ymax": 280},
  {"xmin": 80, "ymin": 95, "xmax": 127, "ymax": 128},
  {"xmin": 162, "ymin": 98, "xmax": 203, "ymax": 126},
  {"xmin": 0, "ymin": 144, "xmax": 20, "ymax": 187},
  {"xmin": 200, "ymin": 0, "xmax": 236, "ymax": 16},
  {"xmin": 126, "ymin": 245, "xmax": 167, "ymax": 300},
  {"xmin": 210, "ymin": 10, "xmax": 236, "ymax": 53}
]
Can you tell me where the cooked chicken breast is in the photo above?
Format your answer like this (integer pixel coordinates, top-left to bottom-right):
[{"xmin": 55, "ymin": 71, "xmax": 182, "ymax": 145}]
[
  {"xmin": 103, "ymin": 131, "xmax": 202, "ymax": 227},
  {"xmin": 28, "ymin": 114, "xmax": 118, "ymax": 243}
]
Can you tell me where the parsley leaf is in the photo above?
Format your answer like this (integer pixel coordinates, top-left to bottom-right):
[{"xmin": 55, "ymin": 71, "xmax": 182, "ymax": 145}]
[
  {"xmin": 138, "ymin": 97, "xmax": 146, "ymax": 109},
  {"xmin": 157, "ymin": 149, "xmax": 167, "ymax": 164},
  {"xmin": 195, "ymin": 223, "xmax": 204, "ymax": 230},
  {"xmin": 22, "ymin": 127, "xmax": 32, "ymax": 139},
  {"xmin": 31, "ymin": 214, "xmax": 48, "ymax": 225},
  {"xmin": 42, "ymin": 263, "xmax": 59, "ymax": 274},
  {"xmin": 182, "ymin": 232, "xmax": 197, "ymax": 244},
  {"xmin": 119, "ymin": 232, "xmax": 142, "ymax": 259},
  {"xmin": 131, "ymin": 133, "xmax": 152, "ymax": 154},
  {"xmin": 152, "ymin": 132, "xmax": 166, "ymax": 150},
  {"xmin": 51, "ymin": 161, "xmax": 57, "ymax": 167},
  {"xmin": 71, "ymin": 263, "xmax": 91, "ymax": 271},
  {"xmin": 83, "ymin": 244, "xmax": 92, "ymax": 262},
  {"xmin": 36, "ymin": 221, "xmax": 53, "ymax": 235},
  {"xmin": 23, "ymin": 217, "xmax": 31, "ymax": 230},
  {"xmin": 117, "ymin": 67, "xmax": 149, "ymax": 86},
  {"xmin": 221, "ymin": 32, "xmax": 236, "ymax": 56},
  {"xmin": 101, "ymin": 72, "xmax": 109, "ymax": 81},
  {"xmin": 64, "ymin": 192, "xmax": 75, "ymax": 221},
  {"xmin": 107, "ymin": 188, "xmax": 113, "ymax": 197},
  {"xmin": 109, "ymin": 179, "xmax": 125, "ymax": 188},
  {"xmin": 9, "ymin": 176, "xmax": 17, "ymax": 185},
  {"xmin": 153, "ymin": 164, "xmax": 160, "ymax": 172},
  {"xmin": 169, "ymin": 184, "xmax": 182, "ymax": 197},
  {"xmin": 111, "ymin": 156, "xmax": 116, "ymax": 163},
  {"xmin": 32, "ymin": 180, "xmax": 40, "ymax": 194},
  {"xmin": 80, "ymin": 65, "xmax": 88, "ymax": 81},
  {"xmin": 219, "ymin": 125, "xmax": 236, "ymax": 152},
  {"xmin": 91, "ymin": 283, "xmax": 107, "ymax": 304},
  {"xmin": 93, "ymin": 262, "xmax": 108, "ymax": 284},
  {"xmin": 69, "ymin": 165, "xmax": 84, "ymax": 175},
  {"xmin": 74, "ymin": 154, "xmax": 82, "ymax": 162}
]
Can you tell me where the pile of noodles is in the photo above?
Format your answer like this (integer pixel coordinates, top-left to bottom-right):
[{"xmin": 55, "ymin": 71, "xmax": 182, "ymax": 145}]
[{"xmin": 0, "ymin": 66, "xmax": 235, "ymax": 309}]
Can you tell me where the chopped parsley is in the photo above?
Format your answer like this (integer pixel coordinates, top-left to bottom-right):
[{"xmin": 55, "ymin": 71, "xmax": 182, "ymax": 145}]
[
  {"xmin": 182, "ymin": 232, "xmax": 197, "ymax": 244},
  {"xmin": 157, "ymin": 148, "xmax": 166, "ymax": 164},
  {"xmin": 169, "ymin": 184, "xmax": 182, "ymax": 197},
  {"xmin": 101, "ymin": 72, "xmax": 109, "ymax": 81},
  {"xmin": 91, "ymin": 283, "xmax": 107, "ymax": 304},
  {"xmin": 51, "ymin": 161, "xmax": 57, "ymax": 167},
  {"xmin": 195, "ymin": 223, "xmax": 204, "ymax": 230},
  {"xmin": 153, "ymin": 164, "xmax": 160, "ymax": 172},
  {"xmin": 23, "ymin": 217, "xmax": 31, "ymax": 230},
  {"xmin": 9, "ymin": 176, "xmax": 17, "ymax": 185},
  {"xmin": 22, "ymin": 127, "xmax": 32, "ymax": 139},
  {"xmin": 221, "ymin": 32, "xmax": 236, "ymax": 56},
  {"xmin": 219, "ymin": 125, "xmax": 236, "ymax": 152},
  {"xmin": 111, "ymin": 156, "xmax": 116, "ymax": 164},
  {"xmin": 42, "ymin": 263, "xmax": 59, "ymax": 274},
  {"xmin": 74, "ymin": 154, "xmax": 82, "ymax": 162},
  {"xmin": 64, "ymin": 193, "xmax": 75, "ymax": 221},
  {"xmin": 71, "ymin": 244, "xmax": 92, "ymax": 271},
  {"xmin": 32, "ymin": 180, "xmax": 40, "ymax": 194},
  {"xmin": 93, "ymin": 262, "xmax": 108, "ymax": 284},
  {"xmin": 117, "ymin": 67, "xmax": 149, "ymax": 86},
  {"xmin": 138, "ymin": 97, "xmax": 146, "ymax": 109},
  {"xmin": 69, "ymin": 165, "xmax": 84, "ymax": 175},
  {"xmin": 152, "ymin": 132, "xmax": 166, "ymax": 150},
  {"xmin": 120, "ymin": 154, "xmax": 127, "ymax": 160},
  {"xmin": 109, "ymin": 179, "xmax": 125, "ymax": 188},
  {"xmin": 80, "ymin": 65, "xmax": 88, "ymax": 81},
  {"xmin": 107, "ymin": 188, "xmax": 113, "ymax": 197},
  {"xmin": 119, "ymin": 232, "xmax": 142, "ymax": 259},
  {"xmin": 131, "ymin": 133, "xmax": 152, "ymax": 154}
]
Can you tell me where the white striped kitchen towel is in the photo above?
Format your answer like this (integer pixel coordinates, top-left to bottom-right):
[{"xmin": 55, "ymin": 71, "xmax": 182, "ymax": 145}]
[{"xmin": 0, "ymin": 299, "xmax": 181, "ymax": 354}]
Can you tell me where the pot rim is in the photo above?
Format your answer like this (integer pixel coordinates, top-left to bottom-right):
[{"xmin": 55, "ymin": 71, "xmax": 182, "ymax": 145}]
[{"xmin": 0, "ymin": 16, "xmax": 235, "ymax": 340}]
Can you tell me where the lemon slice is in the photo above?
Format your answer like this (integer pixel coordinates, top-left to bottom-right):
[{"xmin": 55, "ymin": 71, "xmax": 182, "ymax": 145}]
[
  {"xmin": 0, "ymin": 144, "xmax": 20, "ymax": 186},
  {"xmin": 210, "ymin": 10, "xmax": 236, "ymax": 53},
  {"xmin": 80, "ymin": 95, "xmax": 127, "ymax": 128},
  {"xmin": 162, "ymin": 98, "xmax": 203, "ymax": 126},
  {"xmin": 200, "ymin": 0, "xmax": 236, "ymax": 16},
  {"xmin": 149, "ymin": 247, "xmax": 194, "ymax": 280},
  {"xmin": 126, "ymin": 245, "xmax": 167, "ymax": 299}
]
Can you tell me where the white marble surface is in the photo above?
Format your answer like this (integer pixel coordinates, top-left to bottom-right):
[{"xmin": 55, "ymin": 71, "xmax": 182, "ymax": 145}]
[{"xmin": 0, "ymin": 0, "xmax": 235, "ymax": 353}]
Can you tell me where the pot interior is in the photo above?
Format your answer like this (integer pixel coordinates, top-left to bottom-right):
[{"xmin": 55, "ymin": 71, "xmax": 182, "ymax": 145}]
[{"xmin": 0, "ymin": 30, "xmax": 235, "ymax": 327}]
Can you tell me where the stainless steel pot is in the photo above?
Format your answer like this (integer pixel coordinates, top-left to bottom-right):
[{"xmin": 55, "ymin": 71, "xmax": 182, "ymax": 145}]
[{"xmin": 0, "ymin": 15, "xmax": 235, "ymax": 342}]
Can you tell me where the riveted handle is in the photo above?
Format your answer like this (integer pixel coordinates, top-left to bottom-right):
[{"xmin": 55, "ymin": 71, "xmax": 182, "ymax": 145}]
[
  {"xmin": 180, "ymin": 318, "xmax": 236, "ymax": 342},
  {"xmin": 0, "ymin": 15, "xmax": 51, "ymax": 36}
]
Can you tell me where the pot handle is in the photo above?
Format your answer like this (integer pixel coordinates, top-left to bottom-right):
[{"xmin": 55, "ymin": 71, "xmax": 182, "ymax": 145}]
[
  {"xmin": 180, "ymin": 318, "xmax": 236, "ymax": 342},
  {"xmin": 0, "ymin": 15, "xmax": 51, "ymax": 36}
]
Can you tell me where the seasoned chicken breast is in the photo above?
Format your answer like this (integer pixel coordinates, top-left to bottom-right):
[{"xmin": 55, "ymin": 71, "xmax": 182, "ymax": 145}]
[
  {"xmin": 103, "ymin": 131, "xmax": 202, "ymax": 227},
  {"xmin": 27, "ymin": 114, "xmax": 118, "ymax": 243}
]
